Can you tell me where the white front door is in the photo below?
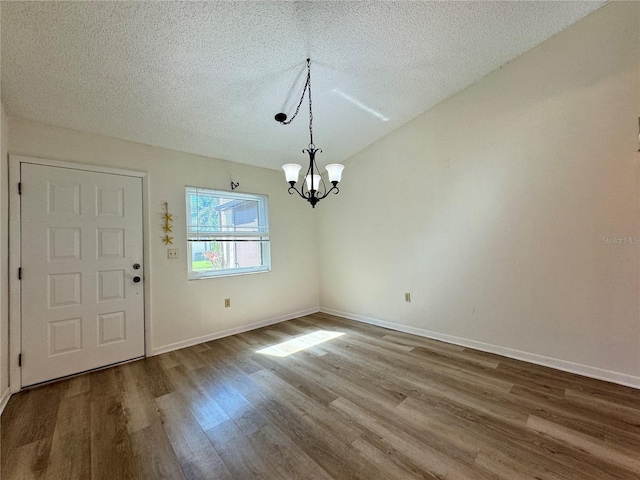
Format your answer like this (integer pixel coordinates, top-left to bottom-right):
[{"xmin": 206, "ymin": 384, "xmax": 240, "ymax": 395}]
[{"xmin": 20, "ymin": 163, "xmax": 145, "ymax": 387}]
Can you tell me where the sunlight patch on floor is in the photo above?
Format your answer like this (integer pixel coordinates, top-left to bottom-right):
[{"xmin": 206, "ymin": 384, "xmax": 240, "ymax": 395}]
[{"xmin": 256, "ymin": 330, "xmax": 345, "ymax": 357}]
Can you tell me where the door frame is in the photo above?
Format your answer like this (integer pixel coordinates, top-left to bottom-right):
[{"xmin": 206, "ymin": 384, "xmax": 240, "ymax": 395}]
[{"xmin": 9, "ymin": 154, "xmax": 152, "ymax": 392}]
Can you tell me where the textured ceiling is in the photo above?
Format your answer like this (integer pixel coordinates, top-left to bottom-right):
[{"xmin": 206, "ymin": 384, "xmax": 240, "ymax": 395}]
[{"xmin": 1, "ymin": 1, "xmax": 605, "ymax": 170}]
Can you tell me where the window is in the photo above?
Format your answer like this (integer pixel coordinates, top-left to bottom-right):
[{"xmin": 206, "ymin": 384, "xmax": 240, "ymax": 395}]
[{"xmin": 186, "ymin": 187, "xmax": 270, "ymax": 279}]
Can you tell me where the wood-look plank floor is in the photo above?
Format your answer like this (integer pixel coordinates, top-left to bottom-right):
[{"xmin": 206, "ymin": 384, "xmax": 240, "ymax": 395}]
[{"xmin": 2, "ymin": 312, "xmax": 640, "ymax": 479}]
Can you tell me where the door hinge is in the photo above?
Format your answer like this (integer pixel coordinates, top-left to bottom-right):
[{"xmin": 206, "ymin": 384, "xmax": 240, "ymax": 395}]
[
  {"xmin": 18, "ymin": 267, "xmax": 22, "ymax": 280},
  {"xmin": 18, "ymin": 182, "xmax": 21, "ymax": 195},
  {"xmin": 18, "ymin": 353, "xmax": 22, "ymax": 367}
]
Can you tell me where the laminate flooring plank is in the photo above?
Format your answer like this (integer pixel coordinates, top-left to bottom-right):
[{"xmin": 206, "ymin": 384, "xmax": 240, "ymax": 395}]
[
  {"xmin": 540, "ymin": 388, "xmax": 640, "ymax": 453},
  {"xmin": 244, "ymin": 387, "xmax": 383, "ymax": 480},
  {"xmin": 156, "ymin": 351, "xmax": 181, "ymax": 370},
  {"xmin": 190, "ymin": 366, "xmax": 268, "ymax": 436},
  {"xmin": 328, "ymin": 344, "xmax": 528, "ymax": 432},
  {"xmin": 340, "ymin": 335, "xmax": 515, "ymax": 394},
  {"xmin": 381, "ymin": 331, "xmax": 466, "ymax": 353},
  {"xmin": 129, "ymin": 420, "xmax": 187, "ymax": 480},
  {"xmin": 261, "ymin": 328, "xmax": 291, "ymax": 341},
  {"xmin": 205, "ymin": 419, "xmax": 280, "ymax": 479},
  {"xmin": 384, "ymin": 334, "xmax": 499, "ymax": 369},
  {"xmin": 216, "ymin": 335, "xmax": 266, "ymax": 374},
  {"xmin": 334, "ymin": 340, "xmax": 530, "ymax": 424},
  {"xmin": 312, "ymin": 313, "xmax": 409, "ymax": 341},
  {"xmin": 327, "ymin": 380, "xmax": 481, "ymax": 469},
  {"xmin": 258, "ymin": 347, "xmax": 331, "ymax": 381},
  {"xmin": 563, "ymin": 388, "xmax": 640, "ymax": 426},
  {"xmin": 44, "ymin": 391, "xmax": 91, "ymax": 480},
  {"xmin": 495, "ymin": 360, "xmax": 614, "ymax": 396},
  {"xmin": 137, "ymin": 356, "xmax": 175, "ymax": 398},
  {"xmin": 1, "ymin": 381, "xmax": 66, "ymax": 451},
  {"xmin": 196, "ymin": 345, "xmax": 262, "ymax": 396},
  {"xmin": 508, "ymin": 384, "xmax": 612, "ymax": 441},
  {"xmin": 477, "ymin": 365, "xmax": 568, "ymax": 400},
  {"xmin": 257, "ymin": 328, "xmax": 334, "ymax": 357},
  {"xmin": 275, "ymin": 320, "xmax": 316, "ymax": 337},
  {"xmin": 307, "ymin": 351, "xmax": 411, "ymax": 406},
  {"xmin": 155, "ymin": 392, "xmax": 233, "ymax": 480},
  {"xmin": 398, "ymin": 396, "xmax": 572, "ymax": 480},
  {"xmin": 164, "ymin": 364, "xmax": 230, "ymax": 431},
  {"xmin": 604, "ymin": 424, "xmax": 640, "ymax": 456},
  {"xmin": 250, "ymin": 368, "xmax": 363, "ymax": 444},
  {"xmin": 323, "ymin": 337, "xmax": 514, "ymax": 412},
  {"xmin": 214, "ymin": 359, "xmax": 262, "ymax": 397},
  {"xmin": 89, "ymin": 367, "xmax": 122, "ymax": 401},
  {"xmin": 192, "ymin": 341, "xmax": 211, "ymax": 353},
  {"xmin": 90, "ymin": 391, "xmax": 135, "ymax": 480},
  {"xmin": 330, "ymin": 396, "xmax": 495, "ymax": 480},
  {"xmin": 304, "ymin": 313, "xmax": 381, "ymax": 336},
  {"xmin": 473, "ymin": 451, "xmax": 562, "ymax": 480},
  {"xmin": 1, "ymin": 438, "xmax": 52, "ymax": 480},
  {"xmin": 350, "ymin": 436, "xmax": 436, "ymax": 480},
  {"xmin": 251, "ymin": 354, "xmax": 340, "ymax": 406},
  {"xmin": 527, "ymin": 415, "xmax": 640, "ymax": 476},
  {"xmin": 248, "ymin": 423, "xmax": 334, "ymax": 480},
  {"xmin": 172, "ymin": 346, "xmax": 207, "ymax": 371},
  {"xmin": 430, "ymin": 395, "xmax": 636, "ymax": 480},
  {"xmin": 258, "ymin": 328, "xmax": 333, "ymax": 357},
  {"xmin": 409, "ymin": 345, "xmax": 502, "ymax": 373},
  {"xmin": 119, "ymin": 361, "xmax": 162, "ymax": 434},
  {"xmin": 569, "ymin": 383, "xmax": 640, "ymax": 407},
  {"xmin": 233, "ymin": 330, "xmax": 264, "ymax": 347},
  {"xmin": 328, "ymin": 328, "xmax": 416, "ymax": 355},
  {"xmin": 65, "ymin": 374, "xmax": 91, "ymax": 397}
]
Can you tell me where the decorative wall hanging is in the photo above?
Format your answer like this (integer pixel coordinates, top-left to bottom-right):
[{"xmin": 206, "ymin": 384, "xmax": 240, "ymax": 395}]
[{"xmin": 162, "ymin": 202, "xmax": 173, "ymax": 245}]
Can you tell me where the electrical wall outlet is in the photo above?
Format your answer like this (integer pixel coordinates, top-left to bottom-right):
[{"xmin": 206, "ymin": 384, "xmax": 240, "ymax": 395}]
[
  {"xmin": 225, "ymin": 298, "xmax": 231, "ymax": 308},
  {"xmin": 167, "ymin": 248, "xmax": 178, "ymax": 259},
  {"xmin": 405, "ymin": 292, "xmax": 411, "ymax": 302}
]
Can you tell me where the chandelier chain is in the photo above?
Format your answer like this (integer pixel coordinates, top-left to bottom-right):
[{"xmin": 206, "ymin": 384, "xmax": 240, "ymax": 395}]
[
  {"xmin": 307, "ymin": 59, "xmax": 313, "ymax": 146},
  {"xmin": 280, "ymin": 59, "xmax": 314, "ymax": 147}
]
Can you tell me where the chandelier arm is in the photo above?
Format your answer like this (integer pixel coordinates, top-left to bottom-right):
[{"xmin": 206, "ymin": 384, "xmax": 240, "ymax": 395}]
[
  {"xmin": 302, "ymin": 147, "xmax": 315, "ymax": 194},
  {"xmin": 287, "ymin": 185, "xmax": 309, "ymax": 200},
  {"xmin": 318, "ymin": 171, "xmax": 327, "ymax": 197},
  {"xmin": 315, "ymin": 185, "xmax": 340, "ymax": 201}
]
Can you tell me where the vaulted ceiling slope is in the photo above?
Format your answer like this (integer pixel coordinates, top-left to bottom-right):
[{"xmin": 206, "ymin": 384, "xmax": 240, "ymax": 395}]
[{"xmin": 1, "ymin": 1, "xmax": 605, "ymax": 170}]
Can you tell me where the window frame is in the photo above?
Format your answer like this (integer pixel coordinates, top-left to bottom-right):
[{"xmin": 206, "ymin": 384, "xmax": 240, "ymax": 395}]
[{"xmin": 185, "ymin": 186, "xmax": 271, "ymax": 280}]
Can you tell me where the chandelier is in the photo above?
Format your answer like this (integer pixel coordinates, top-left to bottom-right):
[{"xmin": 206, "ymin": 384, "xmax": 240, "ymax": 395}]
[{"xmin": 276, "ymin": 59, "xmax": 344, "ymax": 208}]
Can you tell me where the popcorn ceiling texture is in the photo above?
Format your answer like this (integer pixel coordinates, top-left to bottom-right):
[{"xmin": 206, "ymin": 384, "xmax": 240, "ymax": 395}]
[{"xmin": 1, "ymin": 1, "xmax": 604, "ymax": 170}]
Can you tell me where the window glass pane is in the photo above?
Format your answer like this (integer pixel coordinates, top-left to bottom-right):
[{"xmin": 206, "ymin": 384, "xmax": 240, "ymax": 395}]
[
  {"xmin": 186, "ymin": 186, "xmax": 270, "ymax": 279},
  {"xmin": 190, "ymin": 240, "xmax": 265, "ymax": 272}
]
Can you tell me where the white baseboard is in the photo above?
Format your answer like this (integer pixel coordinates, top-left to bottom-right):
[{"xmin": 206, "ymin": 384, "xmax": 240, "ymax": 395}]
[
  {"xmin": 0, "ymin": 387, "xmax": 11, "ymax": 416},
  {"xmin": 320, "ymin": 307, "xmax": 640, "ymax": 390},
  {"xmin": 151, "ymin": 307, "xmax": 320, "ymax": 356}
]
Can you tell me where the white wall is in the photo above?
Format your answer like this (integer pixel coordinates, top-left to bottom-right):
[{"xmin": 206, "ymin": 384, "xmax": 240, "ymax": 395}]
[
  {"xmin": 1, "ymin": 104, "xmax": 9, "ymax": 406},
  {"xmin": 8, "ymin": 119, "xmax": 319, "ymax": 354},
  {"xmin": 319, "ymin": 2, "xmax": 640, "ymax": 385}
]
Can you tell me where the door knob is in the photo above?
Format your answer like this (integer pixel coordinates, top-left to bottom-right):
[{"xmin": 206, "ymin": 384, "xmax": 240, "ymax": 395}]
[
  {"xmin": 133, "ymin": 263, "xmax": 141, "ymax": 270},
  {"xmin": 133, "ymin": 276, "xmax": 141, "ymax": 283}
]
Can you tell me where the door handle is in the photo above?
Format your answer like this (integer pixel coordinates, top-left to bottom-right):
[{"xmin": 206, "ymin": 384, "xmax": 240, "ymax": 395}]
[{"xmin": 133, "ymin": 276, "xmax": 141, "ymax": 283}]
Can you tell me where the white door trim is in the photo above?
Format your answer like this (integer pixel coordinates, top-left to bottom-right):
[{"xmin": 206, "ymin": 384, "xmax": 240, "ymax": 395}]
[{"xmin": 9, "ymin": 154, "xmax": 152, "ymax": 392}]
